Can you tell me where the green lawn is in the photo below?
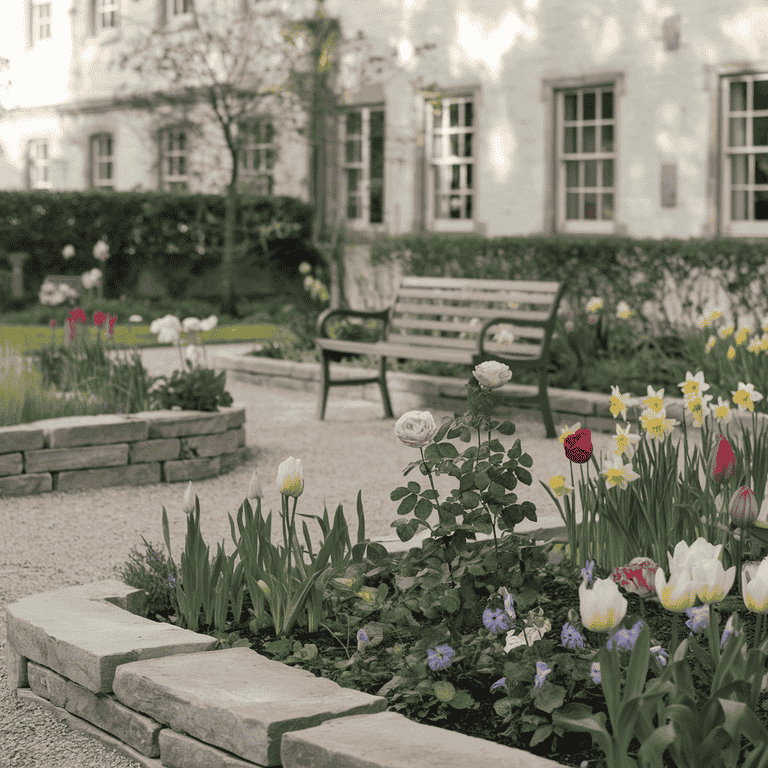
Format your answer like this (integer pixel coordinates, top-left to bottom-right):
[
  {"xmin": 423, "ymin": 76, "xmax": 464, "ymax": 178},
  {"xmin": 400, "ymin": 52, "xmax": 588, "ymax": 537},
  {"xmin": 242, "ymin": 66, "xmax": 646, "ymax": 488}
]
[{"xmin": 1, "ymin": 323, "xmax": 297, "ymax": 358}]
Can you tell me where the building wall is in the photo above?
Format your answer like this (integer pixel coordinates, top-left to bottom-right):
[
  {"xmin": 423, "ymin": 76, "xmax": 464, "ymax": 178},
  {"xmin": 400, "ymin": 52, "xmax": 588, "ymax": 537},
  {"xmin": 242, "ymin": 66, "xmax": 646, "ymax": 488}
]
[{"xmin": 1, "ymin": 0, "xmax": 768, "ymax": 244}]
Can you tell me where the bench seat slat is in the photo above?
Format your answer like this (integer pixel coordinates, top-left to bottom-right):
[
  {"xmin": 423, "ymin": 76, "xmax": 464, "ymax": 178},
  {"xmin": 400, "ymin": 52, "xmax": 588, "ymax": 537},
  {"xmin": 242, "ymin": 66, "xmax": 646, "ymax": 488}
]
[
  {"xmin": 400, "ymin": 276, "xmax": 562, "ymax": 293},
  {"xmin": 316, "ymin": 337, "xmax": 544, "ymax": 361},
  {"xmin": 389, "ymin": 318, "xmax": 547, "ymax": 339},
  {"xmin": 395, "ymin": 287, "xmax": 559, "ymax": 306},
  {"xmin": 384, "ymin": 333, "xmax": 543, "ymax": 356},
  {"xmin": 392, "ymin": 302, "xmax": 552, "ymax": 324}
]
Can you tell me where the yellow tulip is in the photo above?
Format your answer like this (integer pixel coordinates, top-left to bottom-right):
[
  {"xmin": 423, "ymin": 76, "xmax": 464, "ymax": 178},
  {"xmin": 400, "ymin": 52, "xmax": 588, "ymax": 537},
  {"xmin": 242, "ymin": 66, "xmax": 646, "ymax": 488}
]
[
  {"xmin": 579, "ymin": 577, "xmax": 627, "ymax": 633},
  {"xmin": 654, "ymin": 568, "xmax": 698, "ymax": 612}
]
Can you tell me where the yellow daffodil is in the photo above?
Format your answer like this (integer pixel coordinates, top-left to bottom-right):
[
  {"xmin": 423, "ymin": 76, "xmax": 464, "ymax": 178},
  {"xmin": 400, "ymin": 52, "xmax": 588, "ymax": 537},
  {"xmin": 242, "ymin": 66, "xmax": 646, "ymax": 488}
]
[
  {"xmin": 711, "ymin": 396, "xmax": 733, "ymax": 425},
  {"xmin": 549, "ymin": 475, "xmax": 574, "ymax": 497},
  {"xmin": 735, "ymin": 326, "xmax": 752, "ymax": 345},
  {"xmin": 728, "ymin": 345, "xmax": 736, "ymax": 360},
  {"xmin": 719, "ymin": 324, "xmax": 735, "ymax": 339},
  {"xmin": 579, "ymin": 577, "xmax": 628, "ymax": 633},
  {"xmin": 678, "ymin": 371, "xmax": 711, "ymax": 401},
  {"xmin": 612, "ymin": 423, "xmax": 641, "ymax": 461},
  {"xmin": 586, "ymin": 297, "xmax": 603, "ymax": 313},
  {"xmin": 698, "ymin": 305, "xmax": 724, "ymax": 329},
  {"xmin": 732, "ymin": 383, "xmax": 764, "ymax": 412},
  {"xmin": 616, "ymin": 300, "xmax": 634, "ymax": 319},
  {"xmin": 654, "ymin": 568, "xmax": 698, "ymax": 612},
  {"xmin": 685, "ymin": 393, "xmax": 714, "ymax": 428},
  {"xmin": 704, "ymin": 335, "xmax": 717, "ymax": 354},
  {"xmin": 641, "ymin": 385, "xmax": 666, "ymax": 414},
  {"xmin": 639, "ymin": 407, "xmax": 679, "ymax": 441},
  {"xmin": 609, "ymin": 386, "xmax": 639, "ymax": 421},
  {"xmin": 601, "ymin": 456, "xmax": 641, "ymax": 491}
]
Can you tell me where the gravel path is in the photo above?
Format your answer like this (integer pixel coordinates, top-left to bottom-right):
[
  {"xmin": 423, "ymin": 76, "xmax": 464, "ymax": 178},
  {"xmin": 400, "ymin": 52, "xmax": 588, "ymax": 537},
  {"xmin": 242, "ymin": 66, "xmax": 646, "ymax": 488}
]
[{"xmin": 0, "ymin": 344, "xmax": 743, "ymax": 767}]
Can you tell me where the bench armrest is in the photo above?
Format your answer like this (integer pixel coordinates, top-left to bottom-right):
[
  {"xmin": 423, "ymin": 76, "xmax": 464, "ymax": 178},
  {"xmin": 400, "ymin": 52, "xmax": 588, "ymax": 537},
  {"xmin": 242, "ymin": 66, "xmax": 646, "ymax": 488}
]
[{"xmin": 316, "ymin": 307, "xmax": 391, "ymax": 338}]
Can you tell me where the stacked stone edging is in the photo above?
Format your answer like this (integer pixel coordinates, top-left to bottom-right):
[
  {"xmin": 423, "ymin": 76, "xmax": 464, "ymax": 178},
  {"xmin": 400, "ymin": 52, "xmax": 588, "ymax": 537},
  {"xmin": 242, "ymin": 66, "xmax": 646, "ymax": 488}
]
[
  {"xmin": 0, "ymin": 404, "xmax": 252, "ymax": 497},
  {"xmin": 211, "ymin": 352, "xmax": 768, "ymax": 439},
  {"xmin": 5, "ymin": 579, "xmax": 570, "ymax": 768}
]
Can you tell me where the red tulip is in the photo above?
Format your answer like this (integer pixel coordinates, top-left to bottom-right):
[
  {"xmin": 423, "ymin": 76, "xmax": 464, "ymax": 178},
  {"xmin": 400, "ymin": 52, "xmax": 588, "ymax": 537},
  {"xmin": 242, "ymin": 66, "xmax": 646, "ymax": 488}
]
[
  {"xmin": 564, "ymin": 428, "xmax": 593, "ymax": 464},
  {"xmin": 729, "ymin": 486, "xmax": 759, "ymax": 527},
  {"xmin": 710, "ymin": 434, "xmax": 737, "ymax": 483}
]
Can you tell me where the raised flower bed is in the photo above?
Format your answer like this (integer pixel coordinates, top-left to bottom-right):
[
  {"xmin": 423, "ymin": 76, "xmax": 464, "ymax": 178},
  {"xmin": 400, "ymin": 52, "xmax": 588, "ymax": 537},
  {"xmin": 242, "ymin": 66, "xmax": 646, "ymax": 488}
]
[{"xmin": 0, "ymin": 405, "xmax": 252, "ymax": 497}]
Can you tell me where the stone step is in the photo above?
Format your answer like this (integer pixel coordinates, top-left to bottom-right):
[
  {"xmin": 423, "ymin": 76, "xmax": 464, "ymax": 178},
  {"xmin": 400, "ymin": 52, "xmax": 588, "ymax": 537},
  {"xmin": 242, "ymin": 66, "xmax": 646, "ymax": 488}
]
[{"xmin": 6, "ymin": 533, "xmax": 575, "ymax": 768}]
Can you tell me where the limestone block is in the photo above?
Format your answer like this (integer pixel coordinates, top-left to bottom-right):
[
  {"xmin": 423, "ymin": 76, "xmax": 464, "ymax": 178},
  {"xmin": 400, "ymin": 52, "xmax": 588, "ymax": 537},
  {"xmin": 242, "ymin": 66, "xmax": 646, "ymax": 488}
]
[
  {"xmin": 28, "ymin": 660, "xmax": 68, "ymax": 707},
  {"xmin": 112, "ymin": 647, "xmax": 387, "ymax": 767},
  {"xmin": 4, "ymin": 639, "xmax": 28, "ymax": 697},
  {"xmin": 163, "ymin": 456, "xmax": 220, "ymax": 483},
  {"xmin": 0, "ymin": 472, "xmax": 53, "ymax": 496},
  {"xmin": 64, "ymin": 678, "xmax": 162, "ymax": 757},
  {"xmin": 0, "ymin": 423, "xmax": 45, "ymax": 453},
  {"xmin": 0, "ymin": 452, "xmax": 22, "ymax": 476},
  {"xmin": 34, "ymin": 415, "xmax": 148, "ymax": 449},
  {"xmin": 26, "ymin": 443, "xmax": 129, "ymax": 473},
  {"xmin": 181, "ymin": 429, "xmax": 239, "ymax": 458},
  {"xmin": 124, "ymin": 411, "xmax": 227, "ymax": 438},
  {"xmin": 159, "ymin": 728, "xmax": 259, "ymax": 768},
  {"xmin": 55, "ymin": 462, "xmax": 162, "ymax": 492},
  {"xmin": 129, "ymin": 438, "xmax": 181, "ymax": 464}
]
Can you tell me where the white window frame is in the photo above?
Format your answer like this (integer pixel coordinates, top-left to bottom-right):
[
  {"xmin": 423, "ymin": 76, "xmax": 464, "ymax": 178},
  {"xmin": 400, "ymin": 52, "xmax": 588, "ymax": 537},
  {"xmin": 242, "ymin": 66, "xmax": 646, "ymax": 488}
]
[
  {"xmin": 340, "ymin": 106, "xmax": 385, "ymax": 229},
  {"xmin": 720, "ymin": 72, "xmax": 768, "ymax": 236},
  {"xmin": 556, "ymin": 85, "xmax": 616, "ymax": 233},
  {"xmin": 94, "ymin": 0, "xmax": 119, "ymax": 31},
  {"xmin": 238, "ymin": 118, "xmax": 275, "ymax": 195},
  {"xmin": 28, "ymin": 139, "xmax": 51, "ymax": 189},
  {"xmin": 168, "ymin": 0, "xmax": 193, "ymax": 18},
  {"xmin": 90, "ymin": 133, "xmax": 115, "ymax": 190},
  {"xmin": 161, "ymin": 128, "xmax": 188, "ymax": 191},
  {"xmin": 425, "ymin": 95, "xmax": 475, "ymax": 232},
  {"xmin": 33, "ymin": 2, "xmax": 52, "ymax": 42}
]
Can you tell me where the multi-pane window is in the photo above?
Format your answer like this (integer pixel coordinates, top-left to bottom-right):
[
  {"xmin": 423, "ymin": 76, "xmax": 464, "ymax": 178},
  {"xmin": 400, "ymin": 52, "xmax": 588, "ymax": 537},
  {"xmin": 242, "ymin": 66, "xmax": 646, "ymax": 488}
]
[
  {"xmin": 427, "ymin": 97, "xmax": 474, "ymax": 223},
  {"xmin": 238, "ymin": 119, "xmax": 275, "ymax": 195},
  {"xmin": 162, "ymin": 129, "xmax": 188, "ymax": 191},
  {"xmin": 723, "ymin": 74, "xmax": 768, "ymax": 232},
  {"xmin": 27, "ymin": 139, "xmax": 51, "ymax": 189},
  {"xmin": 558, "ymin": 86, "xmax": 615, "ymax": 228},
  {"xmin": 95, "ymin": 0, "xmax": 119, "ymax": 30},
  {"xmin": 90, "ymin": 133, "xmax": 114, "ymax": 190},
  {"xmin": 341, "ymin": 108, "xmax": 384, "ymax": 225},
  {"xmin": 169, "ymin": 0, "xmax": 193, "ymax": 16},
  {"xmin": 33, "ymin": 2, "xmax": 52, "ymax": 41}
]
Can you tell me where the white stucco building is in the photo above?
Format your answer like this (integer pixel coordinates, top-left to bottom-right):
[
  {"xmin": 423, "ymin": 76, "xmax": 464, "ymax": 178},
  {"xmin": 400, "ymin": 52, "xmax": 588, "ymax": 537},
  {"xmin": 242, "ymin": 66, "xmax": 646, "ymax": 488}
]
[{"xmin": 2, "ymin": 0, "xmax": 768, "ymax": 246}]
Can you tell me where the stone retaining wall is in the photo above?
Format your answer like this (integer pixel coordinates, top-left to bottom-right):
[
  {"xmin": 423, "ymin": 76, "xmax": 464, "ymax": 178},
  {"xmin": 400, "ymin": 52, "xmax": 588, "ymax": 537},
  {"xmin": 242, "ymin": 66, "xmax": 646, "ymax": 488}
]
[
  {"xmin": 0, "ymin": 405, "xmax": 252, "ymax": 497},
  {"xmin": 5, "ymin": 579, "xmax": 569, "ymax": 768}
]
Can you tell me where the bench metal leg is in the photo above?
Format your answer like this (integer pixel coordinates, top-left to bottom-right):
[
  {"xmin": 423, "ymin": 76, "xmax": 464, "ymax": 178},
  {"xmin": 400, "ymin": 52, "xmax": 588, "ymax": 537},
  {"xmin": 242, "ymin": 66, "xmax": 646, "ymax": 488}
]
[
  {"xmin": 378, "ymin": 356, "xmax": 394, "ymax": 419},
  {"xmin": 539, "ymin": 373, "xmax": 556, "ymax": 439},
  {"xmin": 316, "ymin": 352, "xmax": 331, "ymax": 420}
]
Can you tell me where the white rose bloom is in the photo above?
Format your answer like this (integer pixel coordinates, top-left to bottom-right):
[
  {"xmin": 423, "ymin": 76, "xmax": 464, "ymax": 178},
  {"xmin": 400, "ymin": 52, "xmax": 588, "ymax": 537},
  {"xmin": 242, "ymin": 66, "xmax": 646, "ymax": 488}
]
[
  {"xmin": 394, "ymin": 411, "xmax": 439, "ymax": 448},
  {"xmin": 473, "ymin": 360, "xmax": 513, "ymax": 389}
]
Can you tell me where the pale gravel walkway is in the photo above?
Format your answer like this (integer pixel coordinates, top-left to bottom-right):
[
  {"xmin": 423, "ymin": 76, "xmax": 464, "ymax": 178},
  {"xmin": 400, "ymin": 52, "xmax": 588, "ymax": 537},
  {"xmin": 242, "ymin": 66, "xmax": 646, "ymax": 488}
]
[{"xmin": 0, "ymin": 344, "xmax": 759, "ymax": 767}]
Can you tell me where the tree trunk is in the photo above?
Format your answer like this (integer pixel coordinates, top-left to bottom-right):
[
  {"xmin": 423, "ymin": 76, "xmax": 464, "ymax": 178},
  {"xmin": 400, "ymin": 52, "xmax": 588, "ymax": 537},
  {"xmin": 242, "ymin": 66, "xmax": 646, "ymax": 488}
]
[{"xmin": 222, "ymin": 185, "xmax": 238, "ymax": 316}]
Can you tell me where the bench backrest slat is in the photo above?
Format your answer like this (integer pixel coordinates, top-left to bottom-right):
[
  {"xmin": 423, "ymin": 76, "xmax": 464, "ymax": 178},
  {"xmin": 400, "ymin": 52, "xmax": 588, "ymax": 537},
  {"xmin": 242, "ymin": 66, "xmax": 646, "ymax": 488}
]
[{"xmin": 386, "ymin": 276, "xmax": 563, "ymax": 357}]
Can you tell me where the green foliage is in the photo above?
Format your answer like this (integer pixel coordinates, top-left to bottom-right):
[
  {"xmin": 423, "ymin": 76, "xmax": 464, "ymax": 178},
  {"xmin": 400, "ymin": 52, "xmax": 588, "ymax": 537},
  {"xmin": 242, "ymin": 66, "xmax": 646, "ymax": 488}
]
[
  {"xmin": 112, "ymin": 537, "xmax": 179, "ymax": 620},
  {"xmin": 150, "ymin": 361, "xmax": 234, "ymax": 411}
]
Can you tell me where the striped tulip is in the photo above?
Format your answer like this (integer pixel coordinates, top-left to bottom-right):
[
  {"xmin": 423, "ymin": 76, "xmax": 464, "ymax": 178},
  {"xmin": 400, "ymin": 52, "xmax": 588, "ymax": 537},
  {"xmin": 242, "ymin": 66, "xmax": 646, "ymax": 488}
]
[{"xmin": 729, "ymin": 486, "xmax": 759, "ymax": 527}]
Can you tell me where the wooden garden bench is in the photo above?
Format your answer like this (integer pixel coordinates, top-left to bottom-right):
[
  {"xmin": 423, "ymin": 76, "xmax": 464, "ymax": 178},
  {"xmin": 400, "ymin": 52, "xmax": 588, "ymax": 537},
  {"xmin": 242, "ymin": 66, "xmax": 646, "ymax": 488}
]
[{"xmin": 314, "ymin": 276, "xmax": 567, "ymax": 438}]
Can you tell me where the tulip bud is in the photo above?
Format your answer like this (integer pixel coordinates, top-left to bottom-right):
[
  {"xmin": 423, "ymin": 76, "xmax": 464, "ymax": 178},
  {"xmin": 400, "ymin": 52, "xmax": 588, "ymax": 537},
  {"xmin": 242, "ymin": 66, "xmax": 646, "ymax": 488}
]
[
  {"xmin": 182, "ymin": 481, "xmax": 195, "ymax": 514},
  {"xmin": 276, "ymin": 456, "xmax": 304, "ymax": 498},
  {"xmin": 710, "ymin": 434, "xmax": 736, "ymax": 483},
  {"xmin": 579, "ymin": 576, "xmax": 628, "ymax": 633},
  {"xmin": 729, "ymin": 486, "xmax": 759, "ymax": 527},
  {"xmin": 247, "ymin": 471, "xmax": 263, "ymax": 500}
]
